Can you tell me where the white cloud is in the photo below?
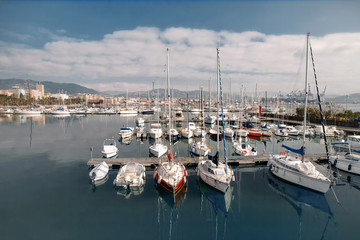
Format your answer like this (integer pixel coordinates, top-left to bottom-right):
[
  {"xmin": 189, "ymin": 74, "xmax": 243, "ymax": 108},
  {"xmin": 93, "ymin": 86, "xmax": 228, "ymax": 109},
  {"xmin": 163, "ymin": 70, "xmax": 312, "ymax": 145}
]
[{"xmin": 0, "ymin": 27, "xmax": 359, "ymax": 95}]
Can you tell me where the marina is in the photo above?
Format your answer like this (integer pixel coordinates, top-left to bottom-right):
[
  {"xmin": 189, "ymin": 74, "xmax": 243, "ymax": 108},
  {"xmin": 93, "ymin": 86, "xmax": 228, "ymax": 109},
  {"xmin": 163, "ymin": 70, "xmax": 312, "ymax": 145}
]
[{"xmin": 1, "ymin": 113, "xmax": 360, "ymax": 240}]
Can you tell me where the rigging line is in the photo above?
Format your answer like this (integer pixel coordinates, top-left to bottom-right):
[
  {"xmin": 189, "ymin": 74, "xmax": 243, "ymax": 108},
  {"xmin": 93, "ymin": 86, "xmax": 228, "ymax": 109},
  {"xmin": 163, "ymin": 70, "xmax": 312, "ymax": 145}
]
[
  {"xmin": 309, "ymin": 41, "xmax": 331, "ymax": 163},
  {"xmin": 218, "ymin": 50, "xmax": 228, "ymax": 172}
]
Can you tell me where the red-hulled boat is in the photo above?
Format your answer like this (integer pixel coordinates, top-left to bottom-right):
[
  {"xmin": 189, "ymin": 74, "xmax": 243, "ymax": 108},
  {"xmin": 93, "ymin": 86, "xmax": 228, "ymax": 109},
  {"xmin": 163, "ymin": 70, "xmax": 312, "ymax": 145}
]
[
  {"xmin": 247, "ymin": 128, "xmax": 262, "ymax": 137},
  {"xmin": 153, "ymin": 151, "xmax": 187, "ymax": 195}
]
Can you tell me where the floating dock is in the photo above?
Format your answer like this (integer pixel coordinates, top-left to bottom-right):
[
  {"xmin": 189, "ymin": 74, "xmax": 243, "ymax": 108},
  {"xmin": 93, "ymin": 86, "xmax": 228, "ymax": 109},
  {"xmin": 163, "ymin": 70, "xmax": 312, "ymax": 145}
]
[{"xmin": 87, "ymin": 153, "xmax": 329, "ymax": 169}]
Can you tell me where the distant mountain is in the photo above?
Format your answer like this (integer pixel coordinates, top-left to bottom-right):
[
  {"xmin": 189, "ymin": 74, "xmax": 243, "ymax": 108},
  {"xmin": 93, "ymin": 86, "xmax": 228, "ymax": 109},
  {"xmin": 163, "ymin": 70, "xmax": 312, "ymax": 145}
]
[
  {"xmin": 325, "ymin": 93, "xmax": 360, "ymax": 104},
  {"xmin": 0, "ymin": 79, "xmax": 99, "ymax": 95},
  {"xmin": 115, "ymin": 88, "xmax": 214, "ymax": 99},
  {"xmin": 101, "ymin": 90, "xmax": 126, "ymax": 96}
]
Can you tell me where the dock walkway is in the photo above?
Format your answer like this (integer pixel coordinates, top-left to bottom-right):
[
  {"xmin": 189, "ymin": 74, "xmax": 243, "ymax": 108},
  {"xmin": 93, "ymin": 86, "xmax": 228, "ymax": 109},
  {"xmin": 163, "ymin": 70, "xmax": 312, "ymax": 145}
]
[{"xmin": 88, "ymin": 153, "xmax": 328, "ymax": 169}]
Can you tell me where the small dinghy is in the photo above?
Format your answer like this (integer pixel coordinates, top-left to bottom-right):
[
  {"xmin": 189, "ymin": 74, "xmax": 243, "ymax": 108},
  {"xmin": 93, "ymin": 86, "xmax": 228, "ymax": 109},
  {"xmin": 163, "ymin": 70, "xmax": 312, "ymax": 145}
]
[{"xmin": 89, "ymin": 161, "xmax": 109, "ymax": 182}]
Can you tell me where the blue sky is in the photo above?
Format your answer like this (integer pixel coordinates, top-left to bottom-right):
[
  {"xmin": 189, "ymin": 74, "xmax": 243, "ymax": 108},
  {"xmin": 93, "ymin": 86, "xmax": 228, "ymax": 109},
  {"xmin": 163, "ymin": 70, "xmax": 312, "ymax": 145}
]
[{"xmin": 1, "ymin": 0, "xmax": 360, "ymax": 95}]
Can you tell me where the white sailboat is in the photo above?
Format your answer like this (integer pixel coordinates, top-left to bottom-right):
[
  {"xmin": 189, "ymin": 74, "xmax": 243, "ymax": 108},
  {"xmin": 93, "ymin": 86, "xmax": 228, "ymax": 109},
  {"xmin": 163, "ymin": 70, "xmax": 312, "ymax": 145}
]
[
  {"xmin": 197, "ymin": 48, "xmax": 234, "ymax": 193},
  {"xmin": 154, "ymin": 48, "xmax": 187, "ymax": 195},
  {"xmin": 267, "ymin": 33, "xmax": 331, "ymax": 193},
  {"xmin": 330, "ymin": 142, "xmax": 360, "ymax": 175}
]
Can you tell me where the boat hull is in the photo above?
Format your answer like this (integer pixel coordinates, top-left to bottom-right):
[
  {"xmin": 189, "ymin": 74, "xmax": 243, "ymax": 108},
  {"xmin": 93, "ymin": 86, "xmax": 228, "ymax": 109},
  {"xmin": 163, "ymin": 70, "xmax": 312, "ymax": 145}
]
[
  {"xmin": 268, "ymin": 156, "xmax": 331, "ymax": 193},
  {"xmin": 329, "ymin": 155, "xmax": 360, "ymax": 175}
]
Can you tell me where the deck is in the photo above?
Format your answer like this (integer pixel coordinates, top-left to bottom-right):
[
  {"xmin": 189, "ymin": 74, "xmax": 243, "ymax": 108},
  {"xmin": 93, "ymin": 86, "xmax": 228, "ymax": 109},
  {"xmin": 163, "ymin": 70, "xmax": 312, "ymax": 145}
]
[{"xmin": 87, "ymin": 153, "xmax": 329, "ymax": 169}]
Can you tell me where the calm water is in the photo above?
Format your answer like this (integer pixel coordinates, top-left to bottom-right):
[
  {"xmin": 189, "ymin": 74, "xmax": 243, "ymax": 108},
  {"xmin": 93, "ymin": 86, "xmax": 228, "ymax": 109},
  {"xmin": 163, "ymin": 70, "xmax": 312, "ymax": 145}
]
[{"xmin": 0, "ymin": 114, "xmax": 359, "ymax": 240}]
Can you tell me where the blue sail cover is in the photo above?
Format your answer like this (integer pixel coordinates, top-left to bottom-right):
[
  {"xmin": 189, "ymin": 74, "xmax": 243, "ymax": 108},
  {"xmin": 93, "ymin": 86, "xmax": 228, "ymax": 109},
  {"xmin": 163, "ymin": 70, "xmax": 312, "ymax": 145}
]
[
  {"xmin": 331, "ymin": 142, "xmax": 349, "ymax": 145},
  {"xmin": 261, "ymin": 123, "xmax": 267, "ymax": 129},
  {"xmin": 354, "ymin": 149, "xmax": 360, "ymax": 154},
  {"xmin": 245, "ymin": 121, "xmax": 254, "ymax": 129},
  {"xmin": 282, "ymin": 144, "xmax": 304, "ymax": 156}
]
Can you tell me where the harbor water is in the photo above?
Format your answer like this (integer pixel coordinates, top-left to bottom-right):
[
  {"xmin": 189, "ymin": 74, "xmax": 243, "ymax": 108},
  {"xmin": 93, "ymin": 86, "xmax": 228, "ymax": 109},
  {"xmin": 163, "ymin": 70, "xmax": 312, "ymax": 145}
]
[{"xmin": 0, "ymin": 114, "xmax": 359, "ymax": 240}]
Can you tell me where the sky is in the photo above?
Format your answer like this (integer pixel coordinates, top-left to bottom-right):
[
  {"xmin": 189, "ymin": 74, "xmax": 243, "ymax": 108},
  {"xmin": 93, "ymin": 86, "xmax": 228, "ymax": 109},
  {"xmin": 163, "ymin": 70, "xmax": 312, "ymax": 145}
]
[{"xmin": 0, "ymin": 0, "xmax": 360, "ymax": 96}]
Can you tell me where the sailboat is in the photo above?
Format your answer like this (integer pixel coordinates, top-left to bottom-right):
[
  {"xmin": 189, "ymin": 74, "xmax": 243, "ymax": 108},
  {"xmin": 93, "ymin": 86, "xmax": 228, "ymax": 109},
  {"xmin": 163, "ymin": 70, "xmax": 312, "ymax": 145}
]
[
  {"xmin": 153, "ymin": 48, "xmax": 187, "ymax": 195},
  {"xmin": 197, "ymin": 47, "xmax": 234, "ymax": 193},
  {"xmin": 267, "ymin": 33, "xmax": 331, "ymax": 193},
  {"xmin": 329, "ymin": 142, "xmax": 360, "ymax": 175}
]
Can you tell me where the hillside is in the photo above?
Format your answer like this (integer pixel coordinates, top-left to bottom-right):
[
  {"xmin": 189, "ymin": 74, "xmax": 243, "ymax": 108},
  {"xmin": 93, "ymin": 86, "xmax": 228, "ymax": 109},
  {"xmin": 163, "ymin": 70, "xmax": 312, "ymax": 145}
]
[{"xmin": 0, "ymin": 79, "xmax": 99, "ymax": 95}]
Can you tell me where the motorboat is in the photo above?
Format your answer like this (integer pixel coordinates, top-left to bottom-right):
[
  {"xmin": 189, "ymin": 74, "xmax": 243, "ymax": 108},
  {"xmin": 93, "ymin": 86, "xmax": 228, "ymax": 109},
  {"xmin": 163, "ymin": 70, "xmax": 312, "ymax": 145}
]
[
  {"xmin": 234, "ymin": 142, "xmax": 257, "ymax": 156},
  {"xmin": 149, "ymin": 143, "xmax": 168, "ymax": 158},
  {"xmin": 224, "ymin": 127, "xmax": 234, "ymax": 138},
  {"xmin": 118, "ymin": 127, "xmax": 134, "ymax": 139},
  {"xmin": 274, "ymin": 129, "xmax": 289, "ymax": 137},
  {"xmin": 181, "ymin": 128, "xmax": 193, "ymax": 139},
  {"xmin": 174, "ymin": 111, "xmax": 184, "ymax": 122},
  {"xmin": 248, "ymin": 128, "xmax": 262, "ymax": 138},
  {"xmin": 101, "ymin": 138, "xmax": 118, "ymax": 158},
  {"xmin": 193, "ymin": 127, "xmax": 207, "ymax": 138},
  {"xmin": 113, "ymin": 162, "xmax": 146, "ymax": 189},
  {"xmin": 166, "ymin": 128, "xmax": 179, "ymax": 140},
  {"xmin": 205, "ymin": 115, "xmax": 216, "ymax": 124},
  {"xmin": 50, "ymin": 105, "xmax": 70, "ymax": 115},
  {"xmin": 136, "ymin": 117, "xmax": 145, "ymax": 125},
  {"xmin": 119, "ymin": 108, "xmax": 138, "ymax": 115},
  {"xmin": 149, "ymin": 123, "xmax": 163, "ymax": 139},
  {"xmin": 234, "ymin": 127, "xmax": 248, "ymax": 138},
  {"xmin": 16, "ymin": 108, "xmax": 42, "ymax": 115},
  {"xmin": 89, "ymin": 161, "xmax": 109, "ymax": 182},
  {"xmin": 190, "ymin": 138, "xmax": 211, "ymax": 156},
  {"xmin": 285, "ymin": 126, "xmax": 299, "ymax": 136}
]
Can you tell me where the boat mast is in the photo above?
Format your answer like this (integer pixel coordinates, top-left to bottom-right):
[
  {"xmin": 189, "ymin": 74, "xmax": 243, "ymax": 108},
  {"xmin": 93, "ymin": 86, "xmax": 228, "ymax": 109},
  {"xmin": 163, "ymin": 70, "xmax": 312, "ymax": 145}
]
[
  {"xmin": 167, "ymin": 48, "xmax": 172, "ymax": 153},
  {"xmin": 209, "ymin": 79, "xmax": 211, "ymax": 108},
  {"xmin": 302, "ymin": 33, "xmax": 310, "ymax": 162},
  {"xmin": 216, "ymin": 48, "xmax": 220, "ymax": 156}
]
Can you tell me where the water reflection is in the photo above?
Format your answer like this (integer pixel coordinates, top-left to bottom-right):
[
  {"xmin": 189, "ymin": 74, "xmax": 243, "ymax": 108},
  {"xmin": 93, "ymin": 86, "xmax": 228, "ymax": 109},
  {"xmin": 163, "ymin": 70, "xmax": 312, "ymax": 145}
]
[
  {"xmin": 199, "ymin": 180, "xmax": 233, "ymax": 240},
  {"xmin": 90, "ymin": 175, "xmax": 109, "ymax": 191},
  {"xmin": 267, "ymin": 171, "xmax": 332, "ymax": 240},
  {"xmin": 156, "ymin": 184, "xmax": 187, "ymax": 240}
]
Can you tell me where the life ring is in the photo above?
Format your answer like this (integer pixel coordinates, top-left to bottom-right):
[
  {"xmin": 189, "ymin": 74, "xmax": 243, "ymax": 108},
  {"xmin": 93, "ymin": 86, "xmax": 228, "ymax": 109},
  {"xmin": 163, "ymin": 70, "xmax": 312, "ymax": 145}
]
[
  {"xmin": 242, "ymin": 150, "xmax": 248, "ymax": 155},
  {"xmin": 280, "ymin": 151, "xmax": 286, "ymax": 155}
]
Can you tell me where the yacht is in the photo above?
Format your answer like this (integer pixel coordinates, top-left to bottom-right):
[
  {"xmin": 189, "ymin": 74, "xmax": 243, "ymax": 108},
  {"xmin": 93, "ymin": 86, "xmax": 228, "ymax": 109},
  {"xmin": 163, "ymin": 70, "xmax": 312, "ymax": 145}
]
[
  {"xmin": 149, "ymin": 142, "xmax": 168, "ymax": 158},
  {"xmin": 101, "ymin": 139, "xmax": 118, "ymax": 158},
  {"xmin": 234, "ymin": 142, "xmax": 257, "ymax": 156},
  {"xmin": 149, "ymin": 123, "xmax": 163, "ymax": 139},
  {"xmin": 113, "ymin": 162, "xmax": 146, "ymax": 189},
  {"xmin": 190, "ymin": 138, "xmax": 211, "ymax": 156},
  {"xmin": 119, "ymin": 127, "xmax": 134, "ymax": 139}
]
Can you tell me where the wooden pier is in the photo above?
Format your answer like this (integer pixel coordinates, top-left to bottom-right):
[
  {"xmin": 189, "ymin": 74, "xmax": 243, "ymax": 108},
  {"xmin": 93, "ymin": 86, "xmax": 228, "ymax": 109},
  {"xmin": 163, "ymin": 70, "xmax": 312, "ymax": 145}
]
[{"xmin": 87, "ymin": 153, "xmax": 328, "ymax": 169}]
